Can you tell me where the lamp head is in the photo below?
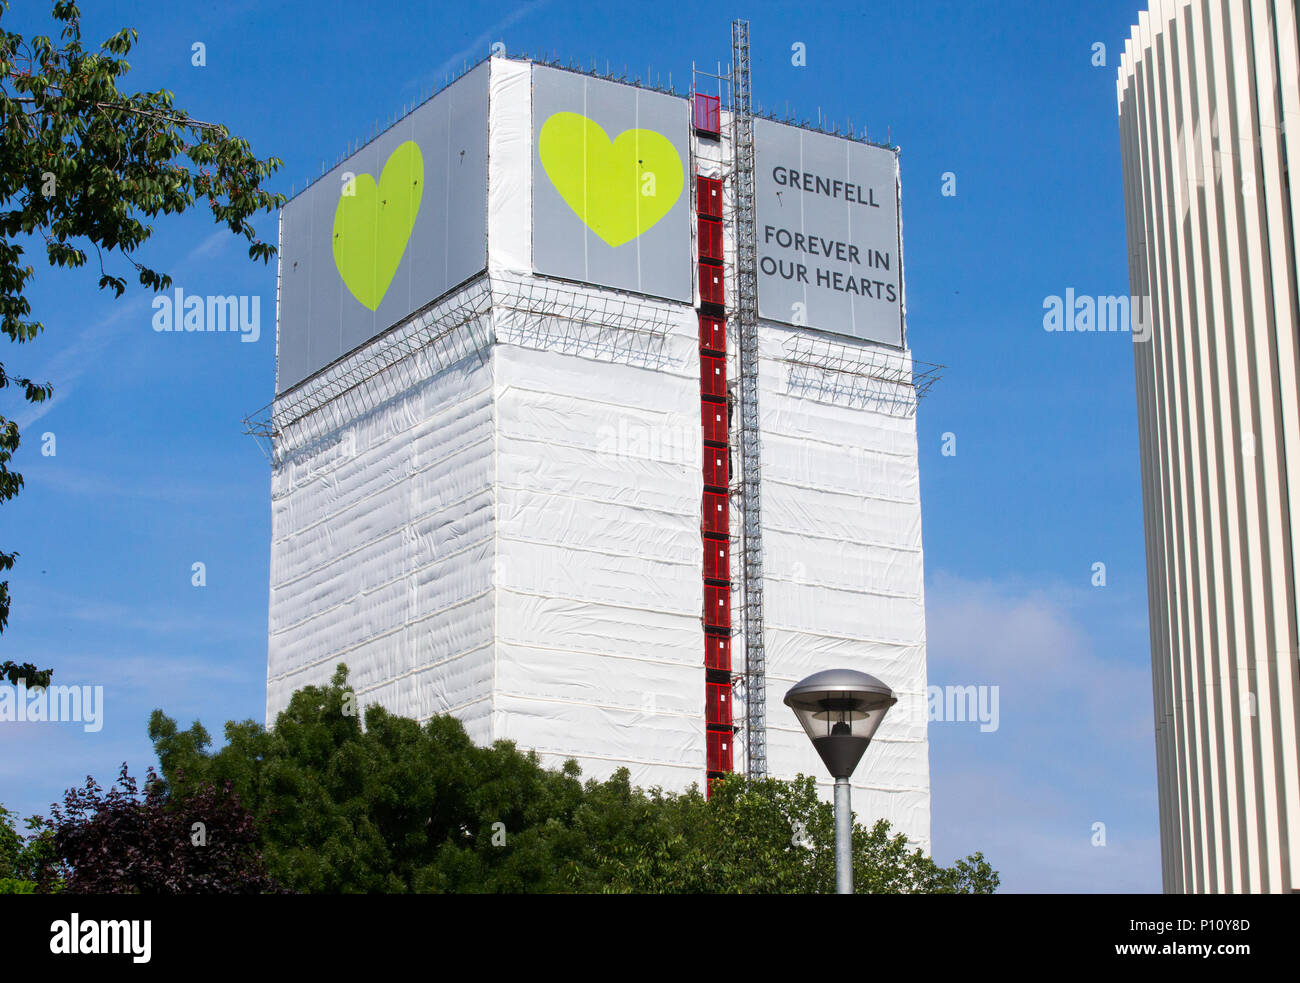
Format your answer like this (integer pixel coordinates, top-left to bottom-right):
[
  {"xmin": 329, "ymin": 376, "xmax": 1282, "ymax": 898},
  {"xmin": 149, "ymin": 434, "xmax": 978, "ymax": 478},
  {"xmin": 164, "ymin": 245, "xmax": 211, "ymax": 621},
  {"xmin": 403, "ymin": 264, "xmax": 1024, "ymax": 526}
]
[{"xmin": 783, "ymin": 669, "xmax": 897, "ymax": 779}]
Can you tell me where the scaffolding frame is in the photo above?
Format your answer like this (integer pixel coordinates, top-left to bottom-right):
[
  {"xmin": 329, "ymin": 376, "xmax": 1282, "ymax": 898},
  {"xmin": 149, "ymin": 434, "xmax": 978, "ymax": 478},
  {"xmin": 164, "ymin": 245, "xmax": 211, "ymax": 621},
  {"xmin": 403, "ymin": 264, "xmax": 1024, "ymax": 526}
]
[
  {"xmin": 781, "ymin": 334, "xmax": 943, "ymax": 417},
  {"xmin": 731, "ymin": 18, "xmax": 768, "ymax": 780},
  {"xmin": 493, "ymin": 274, "xmax": 677, "ymax": 370},
  {"xmin": 245, "ymin": 280, "xmax": 494, "ymax": 463},
  {"xmin": 245, "ymin": 274, "xmax": 680, "ymax": 466}
]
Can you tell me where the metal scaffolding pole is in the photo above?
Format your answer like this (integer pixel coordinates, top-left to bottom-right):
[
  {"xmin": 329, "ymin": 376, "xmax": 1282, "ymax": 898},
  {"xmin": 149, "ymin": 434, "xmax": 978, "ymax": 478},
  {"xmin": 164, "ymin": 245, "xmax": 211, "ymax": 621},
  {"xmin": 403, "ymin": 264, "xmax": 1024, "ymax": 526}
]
[{"xmin": 731, "ymin": 18, "xmax": 766, "ymax": 778}]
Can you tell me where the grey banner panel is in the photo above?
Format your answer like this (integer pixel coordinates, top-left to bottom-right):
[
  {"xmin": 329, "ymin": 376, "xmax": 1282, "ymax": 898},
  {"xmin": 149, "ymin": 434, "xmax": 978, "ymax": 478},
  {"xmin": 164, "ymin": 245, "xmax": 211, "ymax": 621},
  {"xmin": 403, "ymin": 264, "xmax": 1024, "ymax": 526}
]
[
  {"xmin": 754, "ymin": 119, "xmax": 903, "ymax": 347},
  {"xmin": 276, "ymin": 63, "xmax": 488, "ymax": 394},
  {"xmin": 532, "ymin": 66, "xmax": 690, "ymax": 302}
]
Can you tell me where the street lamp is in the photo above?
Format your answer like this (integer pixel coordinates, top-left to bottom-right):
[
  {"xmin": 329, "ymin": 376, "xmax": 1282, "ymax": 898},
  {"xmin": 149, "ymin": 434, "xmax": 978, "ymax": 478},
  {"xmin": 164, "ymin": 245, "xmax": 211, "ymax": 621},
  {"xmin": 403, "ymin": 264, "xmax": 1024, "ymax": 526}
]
[{"xmin": 784, "ymin": 669, "xmax": 897, "ymax": 895}]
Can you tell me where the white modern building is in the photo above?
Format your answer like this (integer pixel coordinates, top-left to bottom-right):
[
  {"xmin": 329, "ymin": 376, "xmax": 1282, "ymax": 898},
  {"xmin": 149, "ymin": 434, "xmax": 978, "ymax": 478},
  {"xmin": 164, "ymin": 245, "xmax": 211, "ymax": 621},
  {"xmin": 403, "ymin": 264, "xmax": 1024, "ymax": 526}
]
[
  {"xmin": 1118, "ymin": 0, "xmax": 1300, "ymax": 892},
  {"xmin": 263, "ymin": 51, "xmax": 932, "ymax": 848}
]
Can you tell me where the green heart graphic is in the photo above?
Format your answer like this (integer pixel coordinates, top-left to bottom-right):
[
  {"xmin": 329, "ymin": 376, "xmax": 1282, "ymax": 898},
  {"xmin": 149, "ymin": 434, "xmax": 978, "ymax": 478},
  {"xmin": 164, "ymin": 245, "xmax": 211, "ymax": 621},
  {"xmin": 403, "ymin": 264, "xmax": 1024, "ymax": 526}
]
[
  {"xmin": 538, "ymin": 112, "xmax": 683, "ymax": 248},
  {"xmin": 332, "ymin": 140, "xmax": 423, "ymax": 311}
]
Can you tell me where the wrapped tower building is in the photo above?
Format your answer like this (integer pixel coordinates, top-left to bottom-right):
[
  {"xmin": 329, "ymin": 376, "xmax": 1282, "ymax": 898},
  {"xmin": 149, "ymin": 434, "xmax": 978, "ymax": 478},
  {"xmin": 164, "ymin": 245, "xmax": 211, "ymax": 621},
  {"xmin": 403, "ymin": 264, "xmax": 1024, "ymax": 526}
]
[{"xmin": 262, "ymin": 52, "xmax": 933, "ymax": 848}]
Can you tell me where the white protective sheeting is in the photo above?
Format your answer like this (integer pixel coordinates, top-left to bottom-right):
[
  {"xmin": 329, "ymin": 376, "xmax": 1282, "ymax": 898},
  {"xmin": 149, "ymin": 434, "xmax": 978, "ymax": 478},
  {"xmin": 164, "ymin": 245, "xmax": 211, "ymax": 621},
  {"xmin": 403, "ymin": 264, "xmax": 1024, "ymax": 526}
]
[
  {"xmin": 267, "ymin": 347, "xmax": 497, "ymax": 744},
  {"xmin": 751, "ymin": 321, "xmax": 931, "ymax": 851},
  {"xmin": 487, "ymin": 58, "xmax": 531, "ymax": 276},
  {"xmin": 267, "ymin": 279, "xmax": 707, "ymax": 793},
  {"xmin": 492, "ymin": 333, "xmax": 705, "ymax": 791}
]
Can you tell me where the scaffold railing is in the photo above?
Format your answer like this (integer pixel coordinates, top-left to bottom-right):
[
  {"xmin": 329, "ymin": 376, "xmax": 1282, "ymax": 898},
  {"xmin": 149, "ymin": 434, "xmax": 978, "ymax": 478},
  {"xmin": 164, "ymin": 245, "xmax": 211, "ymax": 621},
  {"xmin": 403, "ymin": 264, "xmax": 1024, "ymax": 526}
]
[
  {"xmin": 780, "ymin": 334, "xmax": 943, "ymax": 417},
  {"xmin": 244, "ymin": 274, "xmax": 681, "ymax": 466},
  {"xmin": 492, "ymin": 273, "xmax": 677, "ymax": 369}
]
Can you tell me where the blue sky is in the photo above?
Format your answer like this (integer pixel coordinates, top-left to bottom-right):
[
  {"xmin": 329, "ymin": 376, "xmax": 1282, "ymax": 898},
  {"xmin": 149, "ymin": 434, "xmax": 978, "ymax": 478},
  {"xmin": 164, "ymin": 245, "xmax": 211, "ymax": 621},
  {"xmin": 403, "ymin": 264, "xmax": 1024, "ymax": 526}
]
[{"xmin": 1, "ymin": 0, "xmax": 1158, "ymax": 891}]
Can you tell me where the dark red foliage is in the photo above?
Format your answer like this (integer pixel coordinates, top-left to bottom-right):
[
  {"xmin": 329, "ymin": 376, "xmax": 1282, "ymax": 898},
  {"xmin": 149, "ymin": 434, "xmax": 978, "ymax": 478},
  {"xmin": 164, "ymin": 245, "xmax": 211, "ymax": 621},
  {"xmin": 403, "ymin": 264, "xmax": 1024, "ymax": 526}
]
[{"xmin": 39, "ymin": 763, "xmax": 282, "ymax": 894}]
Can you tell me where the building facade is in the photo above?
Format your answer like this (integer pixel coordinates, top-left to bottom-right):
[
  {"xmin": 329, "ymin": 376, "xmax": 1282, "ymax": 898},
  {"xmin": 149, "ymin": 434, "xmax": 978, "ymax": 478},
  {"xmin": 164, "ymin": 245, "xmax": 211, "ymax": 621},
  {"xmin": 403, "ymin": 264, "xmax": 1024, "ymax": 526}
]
[
  {"xmin": 264, "ymin": 54, "xmax": 931, "ymax": 848},
  {"xmin": 1117, "ymin": 0, "xmax": 1300, "ymax": 891}
]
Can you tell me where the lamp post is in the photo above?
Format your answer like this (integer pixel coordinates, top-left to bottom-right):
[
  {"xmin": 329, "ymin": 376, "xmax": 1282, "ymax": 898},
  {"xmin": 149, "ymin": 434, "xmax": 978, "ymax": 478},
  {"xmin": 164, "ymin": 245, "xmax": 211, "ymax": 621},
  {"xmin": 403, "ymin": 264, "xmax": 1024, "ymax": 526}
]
[{"xmin": 784, "ymin": 669, "xmax": 897, "ymax": 895}]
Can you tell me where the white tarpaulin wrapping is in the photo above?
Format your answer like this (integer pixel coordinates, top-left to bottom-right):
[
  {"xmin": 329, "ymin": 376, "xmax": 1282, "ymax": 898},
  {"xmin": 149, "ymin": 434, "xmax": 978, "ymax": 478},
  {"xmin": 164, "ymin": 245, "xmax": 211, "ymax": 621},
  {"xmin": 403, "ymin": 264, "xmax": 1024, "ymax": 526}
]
[
  {"xmin": 752, "ymin": 321, "xmax": 931, "ymax": 851},
  {"xmin": 492, "ymin": 336, "xmax": 704, "ymax": 790},
  {"xmin": 487, "ymin": 57, "xmax": 530, "ymax": 275},
  {"xmin": 267, "ymin": 282, "xmax": 706, "ymax": 792},
  {"xmin": 268, "ymin": 350, "xmax": 497, "ymax": 742}
]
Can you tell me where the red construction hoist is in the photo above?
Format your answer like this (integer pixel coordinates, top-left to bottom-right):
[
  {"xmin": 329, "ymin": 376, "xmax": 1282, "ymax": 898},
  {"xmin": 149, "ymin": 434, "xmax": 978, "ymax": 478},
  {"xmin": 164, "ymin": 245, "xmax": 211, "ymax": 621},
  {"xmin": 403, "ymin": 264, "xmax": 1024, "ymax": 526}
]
[{"xmin": 695, "ymin": 155, "xmax": 734, "ymax": 793}]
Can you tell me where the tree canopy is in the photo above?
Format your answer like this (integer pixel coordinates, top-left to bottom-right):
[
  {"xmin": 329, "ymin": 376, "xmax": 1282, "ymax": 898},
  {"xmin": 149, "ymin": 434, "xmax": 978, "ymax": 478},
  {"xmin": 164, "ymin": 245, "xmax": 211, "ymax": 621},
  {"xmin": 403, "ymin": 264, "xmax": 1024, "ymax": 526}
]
[
  {"xmin": 30, "ymin": 764, "xmax": 278, "ymax": 894},
  {"xmin": 2, "ymin": 666, "xmax": 997, "ymax": 893},
  {"xmin": 138, "ymin": 665, "xmax": 997, "ymax": 894}
]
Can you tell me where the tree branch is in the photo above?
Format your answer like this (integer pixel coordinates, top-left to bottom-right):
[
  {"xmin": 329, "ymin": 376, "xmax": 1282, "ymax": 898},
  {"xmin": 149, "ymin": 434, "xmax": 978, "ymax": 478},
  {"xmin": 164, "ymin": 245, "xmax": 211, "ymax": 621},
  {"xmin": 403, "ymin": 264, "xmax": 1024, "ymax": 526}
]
[{"xmin": 5, "ymin": 94, "xmax": 226, "ymax": 132}]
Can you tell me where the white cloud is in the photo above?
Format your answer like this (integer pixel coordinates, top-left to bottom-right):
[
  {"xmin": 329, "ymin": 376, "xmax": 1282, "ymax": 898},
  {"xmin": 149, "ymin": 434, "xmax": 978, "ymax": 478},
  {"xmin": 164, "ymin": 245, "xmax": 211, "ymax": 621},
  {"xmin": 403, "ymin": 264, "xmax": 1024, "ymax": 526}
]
[
  {"xmin": 9, "ymin": 225, "xmax": 248, "ymax": 431},
  {"xmin": 11, "ymin": 294, "xmax": 150, "ymax": 430},
  {"xmin": 22, "ymin": 464, "xmax": 247, "ymax": 504},
  {"xmin": 421, "ymin": 0, "xmax": 552, "ymax": 88},
  {"xmin": 925, "ymin": 571, "xmax": 1162, "ymax": 892}
]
